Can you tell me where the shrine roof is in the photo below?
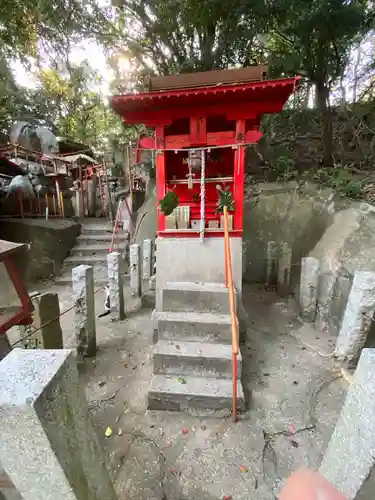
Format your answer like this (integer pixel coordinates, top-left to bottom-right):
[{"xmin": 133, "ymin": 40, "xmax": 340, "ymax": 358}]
[{"xmin": 111, "ymin": 76, "xmax": 300, "ymax": 122}]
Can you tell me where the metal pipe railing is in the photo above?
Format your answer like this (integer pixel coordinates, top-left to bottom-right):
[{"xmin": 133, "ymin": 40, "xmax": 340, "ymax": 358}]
[{"xmin": 223, "ymin": 206, "xmax": 238, "ymax": 422}]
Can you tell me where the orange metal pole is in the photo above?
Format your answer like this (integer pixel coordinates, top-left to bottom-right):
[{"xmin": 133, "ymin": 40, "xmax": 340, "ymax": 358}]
[
  {"xmin": 224, "ymin": 206, "xmax": 238, "ymax": 422},
  {"xmin": 60, "ymin": 192, "xmax": 65, "ymax": 219},
  {"xmin": 224, "ymin": 220, "xmax": 228, "ymax": 288},
  {"xmin": 232, "ymin": 352, "xmax": 237, "ymax": 422}
]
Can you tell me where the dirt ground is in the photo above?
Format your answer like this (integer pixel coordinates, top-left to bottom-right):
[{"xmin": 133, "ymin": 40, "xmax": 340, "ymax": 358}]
[{"xmin": 35, "ymin": 280, "xmax": 348, "ymax": 500}]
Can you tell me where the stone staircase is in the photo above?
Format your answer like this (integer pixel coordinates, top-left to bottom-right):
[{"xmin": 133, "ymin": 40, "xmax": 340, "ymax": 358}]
[
  {"xmin": 148, "ymin": 281, "xmax": 244, "ymax": 412},
  {"xmin": 56, "ymin": 220, "xmax": 129, "ymax": 285}
]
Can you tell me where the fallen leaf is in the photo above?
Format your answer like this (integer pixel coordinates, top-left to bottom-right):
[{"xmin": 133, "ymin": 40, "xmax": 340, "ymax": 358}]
[
  {"xmin": 98, "ymin": 381, "xmax": 106, "ymax": 387},
  {"xmin": 289, "ymin": 423, "xmax": 296, "ymax": 435},
  {"xmin": 105, "ymin": 426, "xmax": 113, "ymax": 438},
  {"xmin": 182, "ymin": 427, "xmax": 189, "ymax": 435},
  {"xmin": 178, "ymin": 377, "xmax": 187, "ymax": 384},
  {"xmin": 222, "ymin": 496, "xmax": 233, "ymax": 500},
  {"xmin": 291, "ymin": 440, "xmax": 299, "ymax": 448},
  {"xmin": 239, "ymin": 465, "xmax": 248, "ymax": 473},
  {"xmin": 118, "ymin": 428, "xmax": 123, "ymax": 436}
]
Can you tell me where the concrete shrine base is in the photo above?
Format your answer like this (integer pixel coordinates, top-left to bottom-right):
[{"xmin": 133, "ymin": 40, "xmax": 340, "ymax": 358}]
[{"xmin": 155, "ymin": 236, "xmax": 243, "ymax": 311}]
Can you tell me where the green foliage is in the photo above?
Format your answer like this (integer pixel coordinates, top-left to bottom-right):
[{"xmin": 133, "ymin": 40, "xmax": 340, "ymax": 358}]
[
  {"xmin": 314, "ymin": 167, "xmax": 363, "ymax": 197},
  {"xmin": 273, "ymin": 155, "xmax": 297, "ymax": 181},
  {"xmin": 159, "ymin": 191, "xmax": 179, "ymax": 216},
  {"xmin": 216, "ymin": 185, "xmax": 234, "ymax": 214},
  {"xmin": 111, "ymin": 0, "xmax": 268, "ymax": 75}
]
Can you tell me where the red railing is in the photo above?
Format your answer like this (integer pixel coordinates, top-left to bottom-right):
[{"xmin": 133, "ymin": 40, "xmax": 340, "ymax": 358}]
[{"xmin": 223, "ymin": 206, "xmax": 238, "ymax": 422}]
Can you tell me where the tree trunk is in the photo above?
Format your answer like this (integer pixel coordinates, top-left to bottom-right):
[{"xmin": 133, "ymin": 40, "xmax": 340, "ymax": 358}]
[
  {"xmin": 353, "ymin": 46, "xmax": 362, "ymax": 103},
  {"xmin": 316, "ymin": 79, "xmax": 333, "ymax": 167},
  {"xmin": 340, "ymin": 72, "xmax": 347, "ymax": 110},
  {"xmin": 304, "ymin": 82, "xmax": 312, "ymax": 109}
]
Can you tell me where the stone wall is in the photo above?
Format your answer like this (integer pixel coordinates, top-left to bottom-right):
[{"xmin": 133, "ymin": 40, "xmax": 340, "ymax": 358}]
[
  {"xmin": 0, "ymin": 218, "xmax": 80, "ymax": 283},
  {"xmin": 242, "ymin": 182, "xmax": 335, "ymax": 292}
]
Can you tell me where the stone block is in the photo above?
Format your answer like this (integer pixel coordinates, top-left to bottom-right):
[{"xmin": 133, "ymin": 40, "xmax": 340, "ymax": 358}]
[
  {"xmin": 335, "ymin": 271, "xmax": 375, "ymax": 362},
  {"xmin": 21, "ymin": 292, "xmax": 63, "ymax": 349},
  {"xmin": 319, "ymin": 348, "xmax": 375, "ymax": 499},
  {"xmin": 266, "ymin": 241, "xmax": 278, "ymax": 287},
  {"xmin": 142, "ymin": 239, "xmax": 153, "ymax": 280},
  {"xmin": 107, "ymin": 252, "xmax": 125, "ymax": 321},
  {"xmin": 299, "ymin": 256, "xmax": 320, "ymax": 322},
  {"xmin": 130, "ymin": 244, "xmax": 141, "ymax": 297},
  {"xmin": 72, "ymin": 265, "xmax": 96, "ymax": 357},
  {"xmin": 0, "ymin": 349, "xmax": 117, "ymax": 500},
  {"xmin": 277, "ymin": 242, "xmax": 292, "ymax": 296}
]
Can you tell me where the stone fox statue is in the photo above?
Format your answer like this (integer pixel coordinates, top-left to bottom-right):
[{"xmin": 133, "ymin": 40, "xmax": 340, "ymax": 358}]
[{"xmin": 98, "ymin": 285, "xmax": 110, "ymax": 318}]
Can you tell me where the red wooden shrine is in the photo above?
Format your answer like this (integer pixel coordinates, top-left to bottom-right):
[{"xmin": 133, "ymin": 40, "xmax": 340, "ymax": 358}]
[{"xmin": 111, "ymin": 69, "xmax": 299, "ymax": 238}]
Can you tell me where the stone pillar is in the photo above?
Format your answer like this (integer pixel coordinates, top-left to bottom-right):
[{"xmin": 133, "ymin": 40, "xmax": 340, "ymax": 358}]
[
  {"xmin": 130, "ymin": 244, "xmax": 141, "ymax": 297},
  {"xmin": 142, "ymin": 239, "xmax": 153, "ymax": 280},
  {"xmin": 315, "ymin": 260, "xmax": 341, "ymax": 332},
  {"xmin": 299, "ymin": 257, "xmax": 320, "ymax": 322},
  {"xmin": 107, "ymin": 252, "xmax": 125, "ymax": 320},
  {"xmin": 149, "ymin": 274, "xmax": 156, "ymax": 291},
  {"xmin": 319, "ymin": 348, "xmax": 375, "ymax": 499},
  {"xmin": 277, "ymin": 242, "xmax": 292, "ymax": 296},
  {"xmin": 0, "ymin": 349, "xmax": 117, "ymax": 500},
  {"xmin": 72, "ymin": 265, "xmax": 96, "ymax": 358},
  {"xmin": 335, "ymin": 271, "xmax": 375, "ymax": 362},
  {"xmin": 74, "ymin": 191, "xmax": 84, "ymax": 218},
  {"xmin": 266, "ymin": 241, "xmax": 278, "ymax": 287},
  {"xmin": 20, "ymin": 292, "xmax": 63, "ymax": 349}
]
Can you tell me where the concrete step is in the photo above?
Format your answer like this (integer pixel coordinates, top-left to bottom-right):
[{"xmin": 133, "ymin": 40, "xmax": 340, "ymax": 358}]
[
  {"xmin": 154, "ymin": 311, "xmax": 234, "ymax": 344},
  {"xmin": 148, "ymin": 374, "xmax": 245, "ymax": 411},
  {"xmin": 154, "ymin": 340, "xmax": 242, "ymax": 379},
  {"xmin": 81, "ymin": 225, "xmax": 114, "ymax": 235},
  {"xmin": 77, "ymin": 233, "xmax": 128, "ymax": 245},
  {"xmin": 162, "ymin": 281, "xmax": 233, "ymax": 314},
  {"xmin": 65, "ymin": 255, "xmax": 108, "ymax": 266},
  {"xmin": 71, "ymin": 245, "xmax": 110, "ymax": 256}
]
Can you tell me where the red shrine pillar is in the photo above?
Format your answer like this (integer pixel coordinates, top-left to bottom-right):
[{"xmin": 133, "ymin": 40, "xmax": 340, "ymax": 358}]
[
  {"xmin": 155, "ymin": 125, "xmax": 166, "ymax": 232},
  {"xmin": 233, "ymin": 119, "xmax": 246, "ymax": 233}
]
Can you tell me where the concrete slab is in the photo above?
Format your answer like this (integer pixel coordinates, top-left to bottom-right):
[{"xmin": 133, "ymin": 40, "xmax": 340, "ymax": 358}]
[
  {"xmin": 148, "ymin": 374, "xmax": 245, "ymax": 411},
  {"xmin": 155, "ymin": 311, "xmax": 233, "ymax": 344},
  {"xmin": 154, "ymin": 340, "xmax": 242, "ymax": 378}
]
